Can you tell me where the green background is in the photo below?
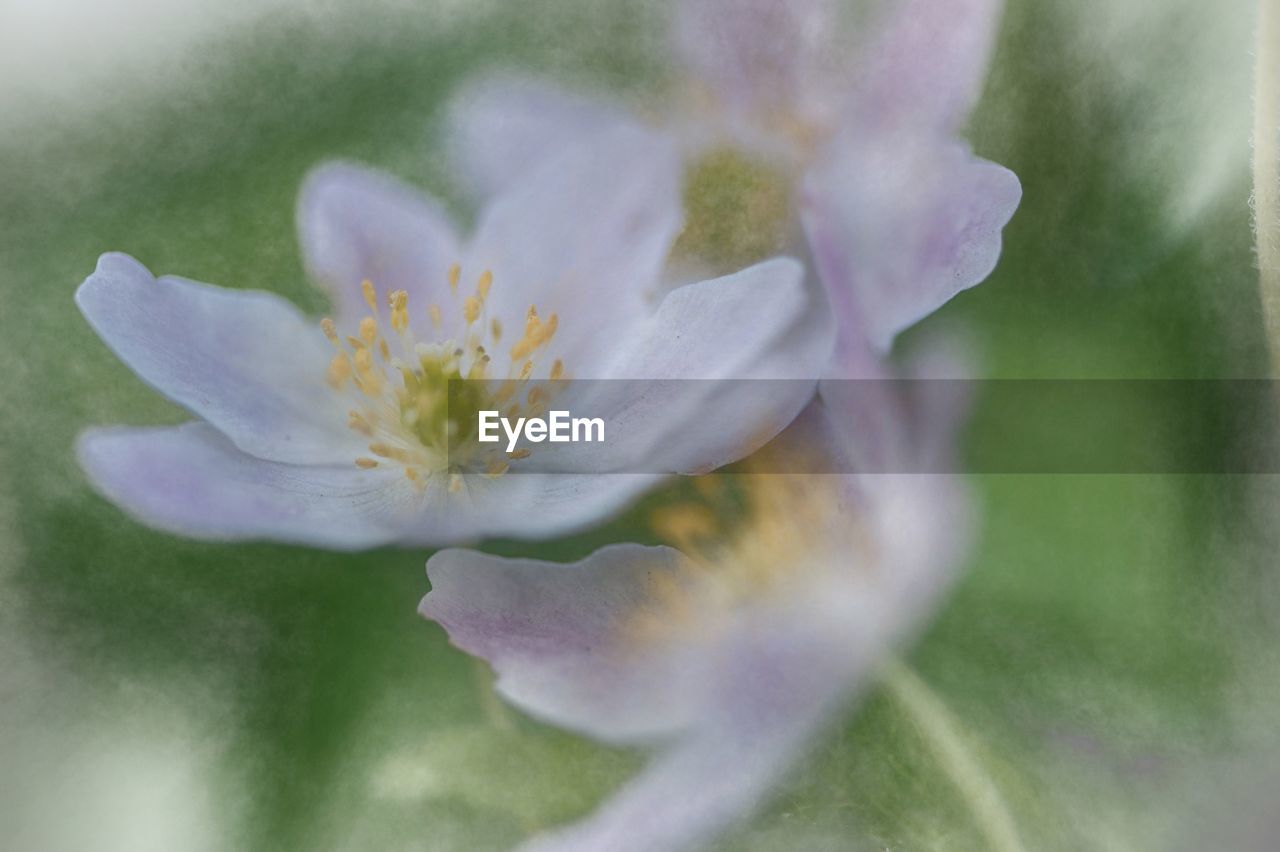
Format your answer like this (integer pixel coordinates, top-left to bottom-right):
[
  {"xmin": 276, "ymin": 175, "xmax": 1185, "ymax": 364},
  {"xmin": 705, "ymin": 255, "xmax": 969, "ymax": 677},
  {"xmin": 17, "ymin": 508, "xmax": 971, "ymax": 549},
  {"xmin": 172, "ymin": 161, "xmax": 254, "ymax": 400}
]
[{"xmin": 1, "ymin": 1, "xmax": 1275, "ymax": 849}]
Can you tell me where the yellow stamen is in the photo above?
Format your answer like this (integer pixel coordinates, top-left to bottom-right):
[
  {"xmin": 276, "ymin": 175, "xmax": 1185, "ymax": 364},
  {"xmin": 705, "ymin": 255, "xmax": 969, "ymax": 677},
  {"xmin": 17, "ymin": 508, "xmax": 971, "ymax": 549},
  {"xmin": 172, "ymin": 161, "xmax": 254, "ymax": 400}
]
[
  {"xmin": 477, "ymin": 270, "xmax": 493, "ymax": 300},
  {"xmin": 327, "ymin": 353, "xmax": 352, "ymax": 388},
  {"xmin": 355, "ymin": 457, "xmax": 379, "ymax": 469},
  {"xmin": 463, "ymin": 296, "xmax": 481, "ymax": 324},
  {"xmin": 359, "ymin": 317, "xmax": 378, "ymax": 344},
  {"xmin": 508, "ymin": 448, "xmax": 532, "ymax": 460},
  {"xmin": 320, "ymin": 318, "xmax": 339, "ymax": 344},
  {"xmin": 490, "ymin": 318, "xmax": 502, "ymax": 341},
  {"xmin": 550, "ymin": 359, "xmax": 564, "ymax": 381},
  {"xmin": 448, "ymin": 264, "xmax": 460, "ymax": 293},
  {"xmin": 361, "ymin": 279, "xmax": 378, "ymax": 312},
  {"xmin": 429, "ymin": 304, "xmax": 442, "ymax": 329}
]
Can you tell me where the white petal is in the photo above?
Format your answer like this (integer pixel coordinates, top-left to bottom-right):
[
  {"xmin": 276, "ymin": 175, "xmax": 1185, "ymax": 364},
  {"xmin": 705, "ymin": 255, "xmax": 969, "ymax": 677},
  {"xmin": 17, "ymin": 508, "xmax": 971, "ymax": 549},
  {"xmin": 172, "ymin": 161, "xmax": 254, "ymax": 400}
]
[
  {"xmin": 76, "ymin": 253, "xmax": 365, "ymax": 464},
  {"xmin": 850, "ymin": 0, "xmax": 1007, "ymax": 134},
  {"xmin": 463, "ymin": 123, "xmax": 683, "ymax": 372},
  {"xmin": 297, "ymin": 162, "xmax": 463, "ymax": 327},
  {"xmin": 446, "ymin": 74, "xmax": 635, "ymax": 201},
  {"xmin": 77, "ymin": 423, "xmax": 414, "ymax": 550},
  {"xmin": 803, "ymin": 139, "xmax": 1021, "ymax": 352},
  {"xmin": 421, "ymin": 544, "xmax": 707, "ymax": 744},
  {"xmin": 517, "ymin": 606, "xmax": 868, "ymax": 852},
  {"xmin": 521, "ymin": 258, "xmax": 832, "ymax": 475},
  {"xmin": 673, "ymin": 0, "xmax": 836, "ymax": 124}
]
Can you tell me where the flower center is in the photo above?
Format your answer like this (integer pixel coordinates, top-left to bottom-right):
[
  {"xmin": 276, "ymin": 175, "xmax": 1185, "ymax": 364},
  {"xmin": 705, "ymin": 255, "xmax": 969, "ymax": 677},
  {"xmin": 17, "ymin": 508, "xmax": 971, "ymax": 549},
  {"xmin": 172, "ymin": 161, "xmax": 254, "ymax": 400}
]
[
  {"xmin": 670, "ymin": 147, "xmax": 794, "ymax": 273},
  {"xmin": 320, "ymin": 267, "xmax": 563, "ymax": 492}
]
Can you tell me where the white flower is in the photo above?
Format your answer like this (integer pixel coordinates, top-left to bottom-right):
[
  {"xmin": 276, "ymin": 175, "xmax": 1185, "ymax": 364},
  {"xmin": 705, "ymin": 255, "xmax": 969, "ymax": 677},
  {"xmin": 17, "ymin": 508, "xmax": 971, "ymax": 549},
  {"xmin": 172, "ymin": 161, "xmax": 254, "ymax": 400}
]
[{"xmin": 75, "ymin": 126, "xmax": 832, "ymax": 549}]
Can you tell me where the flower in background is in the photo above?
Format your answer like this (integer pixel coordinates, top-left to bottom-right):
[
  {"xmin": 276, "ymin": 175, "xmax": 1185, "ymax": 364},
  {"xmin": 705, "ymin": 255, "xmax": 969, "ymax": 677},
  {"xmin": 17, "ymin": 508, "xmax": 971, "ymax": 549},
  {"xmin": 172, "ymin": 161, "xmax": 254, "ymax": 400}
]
[
  {"xmin": 420, "ymin": 338, "xmax": 975, "ymax": 852},
  {"xmin": 75, "ymin": 125, "xmax": 832, "ymax": 550},
  {"xmin": 447, "ymin": 0, "xmax": 1021, "ymax": 354}
]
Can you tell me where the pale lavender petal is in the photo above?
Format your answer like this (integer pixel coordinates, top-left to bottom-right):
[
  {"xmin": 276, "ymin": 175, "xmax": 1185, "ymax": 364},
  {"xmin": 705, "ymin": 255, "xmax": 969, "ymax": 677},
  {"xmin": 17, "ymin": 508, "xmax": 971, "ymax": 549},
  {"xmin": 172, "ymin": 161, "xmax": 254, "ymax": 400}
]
[
  {"xmin": 450, "ymin": 473, "xmax": 665, "ymax": 542},
  {"xmin": 520, "ymin": 258, "xmax": 832, "ymax": 475},
  {"xmin": 76, "ymin": 423, "xmax": 415, "ymax": 550},
  {"xmin": 421, "ymin": 544, "xmax": 707, "ymax": 744},
  {"xmin": 297, "ymin": 162, "xmax": 463, "ymax": 327},
  {"xmin": 518, "ymin": 609, "xmax": 869, "ymax": 852},
  {"xmin": 851, "ymin": 0, "xmax": 1007, "ymax": 133},
  {"xmin": 673, "ymin": 0, "xmax": 835, "ymax": 121},
  {"xmin": 76, "ymin": 253, "xmax": 367, "ymax": 465},
  {"xmin": 446, "ymin": 74, "xmax": 636, "ymax": 201},
  {"xmin": 464, "ymin": 123, "xmax": 683, "ymax": 371},
  {"xmin": 803, "ymin": 139, "xmax": 1021, "ymax": 352}
]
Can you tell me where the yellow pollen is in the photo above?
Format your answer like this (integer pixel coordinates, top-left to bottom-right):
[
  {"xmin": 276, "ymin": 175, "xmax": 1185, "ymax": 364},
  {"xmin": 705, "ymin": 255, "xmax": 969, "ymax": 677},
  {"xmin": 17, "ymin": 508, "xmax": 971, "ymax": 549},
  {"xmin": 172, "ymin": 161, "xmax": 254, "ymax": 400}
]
[
  {"xmin": 463, "ymin": 296, "xmax": 481, "ymax": 324},
  {"xmin": 323, "ymin": 262, "xmax": 567, "ymax": 484},
  {"xmin": 508, "ymin": 448, "xmax": 531, "ymax": 459},
  {"xmin": 550, "ymin": 359, "xmax": 564, "ymax": 381},
  {"xmin": 327, "ymin": 353, "xmax": 352, "ymax": 387},
  {"xmin": 347, "ymin": 410, "xmax": 373, "ymax": 435},
  {"xmin": 389, "ymin": 289, "xmax": 410, "ymax": 333}
]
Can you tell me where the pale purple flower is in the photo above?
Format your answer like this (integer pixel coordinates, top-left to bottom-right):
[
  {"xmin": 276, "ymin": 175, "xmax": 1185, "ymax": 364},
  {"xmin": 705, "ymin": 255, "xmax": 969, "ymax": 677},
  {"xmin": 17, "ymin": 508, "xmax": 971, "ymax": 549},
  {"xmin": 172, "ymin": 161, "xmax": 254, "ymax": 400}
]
[
  {"xmin": 419, "ymin": 340, "xmax": 974, "ymax": 852},
  {"xmin": 446, "ymin": 0, "xmax": 1021, "ymax": 354},
  {"xmin": 75, "ymin": 125, "xmax": 832, "ymax": 549}
]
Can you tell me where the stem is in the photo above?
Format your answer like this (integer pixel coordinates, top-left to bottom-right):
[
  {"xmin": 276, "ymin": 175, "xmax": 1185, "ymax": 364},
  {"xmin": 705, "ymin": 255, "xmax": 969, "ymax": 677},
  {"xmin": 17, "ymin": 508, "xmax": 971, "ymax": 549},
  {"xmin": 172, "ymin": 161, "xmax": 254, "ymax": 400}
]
[
  {"xmin": 471, "ymin": 657, "xmax": 515, "ymax": 731},
  {"xmin": 881, "ymin": 661, "xmax": 1025, "ymax": 852},
  {"xmin": 1255, "ymin": 0, "xmax": 1280, "ymax": 375}
]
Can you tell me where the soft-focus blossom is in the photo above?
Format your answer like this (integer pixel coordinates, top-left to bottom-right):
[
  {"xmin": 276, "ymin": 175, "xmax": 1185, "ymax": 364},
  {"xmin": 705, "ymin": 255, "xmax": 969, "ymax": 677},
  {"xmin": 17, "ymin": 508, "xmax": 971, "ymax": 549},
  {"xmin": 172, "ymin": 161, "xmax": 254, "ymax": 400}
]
[
  {"xmin": 420, "ymin": 340, "xmax": 974, "ymax": 852},
  {"xmin": 75, "ymin": 126, "xmax": 831, "ymax": 549},
  {"xmin": 446, "ymin": 0, "xmax": 1021, "ymax": 354}
]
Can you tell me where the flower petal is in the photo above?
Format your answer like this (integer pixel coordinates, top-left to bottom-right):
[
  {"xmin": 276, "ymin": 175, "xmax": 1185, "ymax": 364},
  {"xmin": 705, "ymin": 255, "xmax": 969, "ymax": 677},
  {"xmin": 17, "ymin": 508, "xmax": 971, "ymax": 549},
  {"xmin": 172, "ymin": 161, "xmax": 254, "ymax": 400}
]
[
  {"xmin": 421, "ymin": 544, "xmax": 707, "ymax": 744},
  {"xmin": 520, "ymin": 258, "xmax": 832, "ymax": 475},
  {"xmin": 76, "ymin": 423, "xmax": 413, "ymax": 550},
  {"xmin": 446, "ymin": 74, "xmax": 635, "ymax": 201},
  {"xmin": 463, "ymin": 123, "xmax": 683, "ymax": 371},
  {"xmin": 444, "ymin": 473, "xmax": 665, "ymax": 542},
  {"xmin": 851, "ymin": 0, "xmax": 1007, "ymax": 133},
  {"xmin": 673, "ymin": 0, "xmax": 835, "ymax": 123},
  {"xmin": 297, "ymin": 162, "xmax": 463, "ymax": 327},
  {"xmin": 803, "ymin": 139, "xmax": 1021, "ymax": 352},
  {"xmin": 75, "ymin": 253, "xmax": 366, "ymax": 464},
  {"xmin": 516, "ymin": 625, "xmax": 856, "ymax": 852}
]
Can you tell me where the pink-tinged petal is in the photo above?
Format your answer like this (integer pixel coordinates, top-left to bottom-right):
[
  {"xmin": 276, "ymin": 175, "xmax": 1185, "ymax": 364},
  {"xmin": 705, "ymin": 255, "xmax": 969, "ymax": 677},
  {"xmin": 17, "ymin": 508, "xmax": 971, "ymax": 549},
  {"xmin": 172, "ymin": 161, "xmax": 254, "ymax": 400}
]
[
  {"xmin": 803, "ymin": 139, "xmax": 1021, "ymax": 352},
  {"xmin": 421, "ymin": 544, "xmax": 707, "ymax": 744},
  {"xmin": 673, "ymin": 0, "xmax": 835, "ymax": 121},
  {"xmin": 851, "ymin": 0, "xmax": 1007, "ymax": 133},
  {"xmin": 449, "ymin": 473, "xmax": 665, "ymax": 542},
  {"xmin": 517, "ymin": 604, "xmax": 875, "ymax": 852},
  {"xmin": 75, "ymin": 253, "xmax": 366, "ymax": 465},
  {"xmin": 76, "ymin": 423, "xmax": 415, "ymax": 550},
  {"xmin": 297, "ymin": 162, "xmax": 463, "ymax": 327},
  {"xmin": 464, "ymin": 123, "xmax": 683, "ymax": 370},
  {"xmin": 519, "ymin": 258, "xmax": 832, "ymax": 475},
  {"xmin": 446, "ymin": 74, "xmax": 637, "ymax": 201}
]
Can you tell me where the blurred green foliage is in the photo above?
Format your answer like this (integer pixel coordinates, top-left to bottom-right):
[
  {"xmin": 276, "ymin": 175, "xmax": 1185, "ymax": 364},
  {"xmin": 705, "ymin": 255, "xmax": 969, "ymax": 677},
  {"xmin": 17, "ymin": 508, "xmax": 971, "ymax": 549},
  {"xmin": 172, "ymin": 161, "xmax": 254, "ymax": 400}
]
[{"xmin": 0, "ymin": 1, "xmax": 1274, "ymax": 850}]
